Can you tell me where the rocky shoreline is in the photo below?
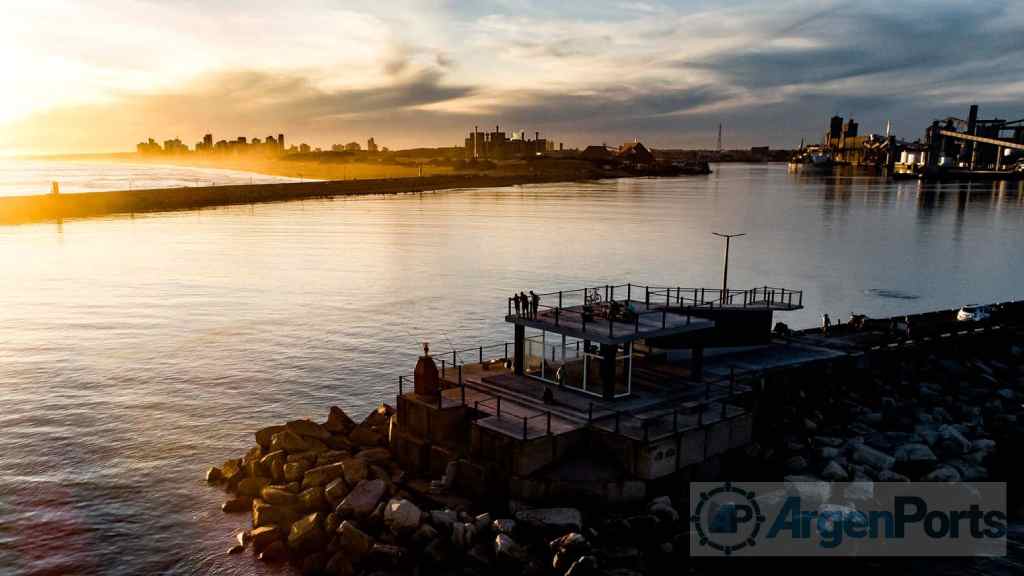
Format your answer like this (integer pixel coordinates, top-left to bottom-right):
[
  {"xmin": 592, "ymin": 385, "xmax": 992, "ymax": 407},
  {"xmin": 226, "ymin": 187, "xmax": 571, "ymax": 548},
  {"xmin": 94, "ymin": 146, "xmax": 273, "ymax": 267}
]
[
  {"xmin": 206, "ymin": 335, "xmax": 1024, "ymax": 575},
  {"xmin": 207, "ymin": 404, "xmax": 682, "ymax": 575}
]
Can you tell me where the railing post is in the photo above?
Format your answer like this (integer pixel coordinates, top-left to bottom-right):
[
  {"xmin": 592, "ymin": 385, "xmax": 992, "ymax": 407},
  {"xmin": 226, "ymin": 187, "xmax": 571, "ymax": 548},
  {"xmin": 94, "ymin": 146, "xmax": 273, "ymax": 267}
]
[
  {"xmin": 645, "ymin": 286, "xmax": 650, "ymax": 307},
  {"xmin": 627, "ymin": 283, "xmax": 632, "ymax": 301},
  {"xmin": 559, "ymin": 290, "xmax": 563, "ymax": 308},
  {"xmin": 665, "ymin": 290, "xmax": 670, "ymax": 308},
  {"xmin": 399, "ymin": 375, "xmax": 404, "ymax": 396},
  {"xmin": 460, "ymin": 365, "xmax": 465, "ymax": 405},
  {"xmin": 700, "ymin": 287, "xmax": 705, "ymax": 304},
  {"xmin": 497, "ymin": 397, "xmax": 501, "ymax": 417},
  {"xmin": 676, "ymin": 287, "xmax": 680, "ymax": 305},
  {"xmin": 662, "ymin": 308, "xmax": 667, "ymax": 329},
  {"xmin": 555, "ymin": 306, "xmax": 560, "ymax": 326},
  {"xmin": 504, "ymin": 342, "xmax": 509, "ymax": 360},
  {"xmin": 452, "ymin": 350, "xmax": 457, "ymax": 367},
  {"xmin": 479, "ymin": 346, "xmax": 483, "ymax": 364},
  {"xmin": 693, "ymin": 287, "xmax": 697, "ymax": 305},
  {"xmin": 441, "ymin": 359, "xmax": 446, "ymax": 380}
]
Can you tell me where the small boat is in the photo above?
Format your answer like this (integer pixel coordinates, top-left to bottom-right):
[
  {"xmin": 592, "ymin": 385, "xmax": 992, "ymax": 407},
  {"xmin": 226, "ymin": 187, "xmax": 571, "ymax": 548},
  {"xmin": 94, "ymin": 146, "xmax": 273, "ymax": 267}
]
[{"xmin": 788, "ymin": 147, "xmax": 834, "ymax": 173}]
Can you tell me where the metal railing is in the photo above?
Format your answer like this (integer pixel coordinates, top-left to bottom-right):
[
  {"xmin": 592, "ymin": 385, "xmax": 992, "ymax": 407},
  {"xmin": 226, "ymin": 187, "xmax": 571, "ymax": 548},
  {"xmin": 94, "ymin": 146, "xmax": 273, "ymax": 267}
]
[{"xmin": 507, "ymin": 283, "xmax": 803, "ymax": 339}]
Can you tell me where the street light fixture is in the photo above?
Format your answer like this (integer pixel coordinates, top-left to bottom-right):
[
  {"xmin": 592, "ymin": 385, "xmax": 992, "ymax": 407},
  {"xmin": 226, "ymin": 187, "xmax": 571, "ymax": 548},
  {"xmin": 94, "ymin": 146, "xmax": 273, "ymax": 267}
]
[{"xmin": 712, "ymin": 232, "xmax": 745, "ymax": 303}]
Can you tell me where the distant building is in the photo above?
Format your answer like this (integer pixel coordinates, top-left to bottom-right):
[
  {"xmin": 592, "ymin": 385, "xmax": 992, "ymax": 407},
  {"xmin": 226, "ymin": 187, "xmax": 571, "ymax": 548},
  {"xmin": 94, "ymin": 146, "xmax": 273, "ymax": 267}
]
[
  {"xmin": 463, "ymin": 125, "xmax": 551, "ymax": 159},
  {"xmin": 367, "ymin": 137, "xmax": 378, "ymax": 153},
  {"xmin": 579, "ymin": 145, "xmax": 614, "ymax": 161},
  {"xmin": 616, "ymin": 141, "xmax": 655, "ymax": 166}
]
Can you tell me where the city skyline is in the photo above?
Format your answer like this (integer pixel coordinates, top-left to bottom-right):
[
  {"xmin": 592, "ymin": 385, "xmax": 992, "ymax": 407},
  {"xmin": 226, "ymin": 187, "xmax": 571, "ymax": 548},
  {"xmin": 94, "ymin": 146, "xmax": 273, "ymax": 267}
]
[{"xmin": 2, "ymin": 0, "xmax": 1023, "ymax": 155}]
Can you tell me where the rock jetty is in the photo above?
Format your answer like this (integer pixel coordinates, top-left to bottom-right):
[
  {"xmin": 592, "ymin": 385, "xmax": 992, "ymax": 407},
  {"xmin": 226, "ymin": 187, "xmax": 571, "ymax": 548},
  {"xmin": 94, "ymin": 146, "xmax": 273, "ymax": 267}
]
[{"xmin": 207, "ymin": 404, "xmax": 683, "ymax": 575}]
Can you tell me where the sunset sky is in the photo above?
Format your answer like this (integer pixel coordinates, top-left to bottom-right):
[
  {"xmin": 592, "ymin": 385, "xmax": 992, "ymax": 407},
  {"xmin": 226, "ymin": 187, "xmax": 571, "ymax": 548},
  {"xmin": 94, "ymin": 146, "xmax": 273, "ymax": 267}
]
[{"xmin": 2, "ymin": 0, "xmax": 1023, "ymax": 154}]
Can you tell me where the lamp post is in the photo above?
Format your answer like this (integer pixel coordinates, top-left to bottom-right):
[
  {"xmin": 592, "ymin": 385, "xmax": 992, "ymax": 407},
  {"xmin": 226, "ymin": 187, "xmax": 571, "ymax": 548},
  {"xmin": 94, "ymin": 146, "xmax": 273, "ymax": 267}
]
[{"xmin": 712, "ymin": 232, "xmax": 745, "ymax": 303}]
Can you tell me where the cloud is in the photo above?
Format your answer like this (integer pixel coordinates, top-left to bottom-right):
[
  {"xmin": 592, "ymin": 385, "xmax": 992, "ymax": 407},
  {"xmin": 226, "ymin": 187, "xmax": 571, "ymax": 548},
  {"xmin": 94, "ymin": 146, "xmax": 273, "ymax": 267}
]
[{"xmin": 4, "ymin": 0, "xmax": 1024, "ymax": 153}]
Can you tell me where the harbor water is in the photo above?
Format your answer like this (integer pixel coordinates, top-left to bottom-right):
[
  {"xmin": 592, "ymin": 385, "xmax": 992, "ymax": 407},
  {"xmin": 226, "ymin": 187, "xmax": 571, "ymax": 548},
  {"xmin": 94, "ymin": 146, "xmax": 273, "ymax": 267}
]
[{"xmin": 1, "ymin": 163, "xmax": 1024, "ymax": 574}]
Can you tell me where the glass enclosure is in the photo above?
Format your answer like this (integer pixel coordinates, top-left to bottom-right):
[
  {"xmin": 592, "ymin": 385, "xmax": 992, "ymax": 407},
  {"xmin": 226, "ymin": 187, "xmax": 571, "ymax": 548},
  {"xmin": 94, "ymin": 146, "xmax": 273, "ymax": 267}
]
[{"xmin": 524, "ymin": 327, "xmax": 632, "ymax": 398}]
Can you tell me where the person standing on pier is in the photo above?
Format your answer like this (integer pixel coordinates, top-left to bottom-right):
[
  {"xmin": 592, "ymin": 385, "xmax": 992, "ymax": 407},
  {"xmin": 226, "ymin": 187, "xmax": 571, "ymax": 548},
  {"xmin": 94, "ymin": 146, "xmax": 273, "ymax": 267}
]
[
  {"xmin": 822, "ymin": 313, "xmax": 831, "ymax": 336},
  {"xmin": 513, "ymin": 293, "xmax": 522, "ymax": 317},
  {"xmin": 530, "ymin": 291, "xmax": 540, "ymax": 319},
  {"xmin": 520, "ymin": 291, "xmax": 529, "ymax": 319}
]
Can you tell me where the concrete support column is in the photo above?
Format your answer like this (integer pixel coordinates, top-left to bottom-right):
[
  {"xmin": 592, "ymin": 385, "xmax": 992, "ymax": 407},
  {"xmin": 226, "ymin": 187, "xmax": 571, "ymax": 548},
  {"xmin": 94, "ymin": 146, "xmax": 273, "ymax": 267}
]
[
  {"xmin": 600, "ymin": 343, "xmax": 618, "ymax": 399},
  {"xmin": 692, "ymin": 346, "xmax": 704, "ymax": 381},
  {"xmin": 514, "ymin": 324, "xmax": 525, "ymax": 376}
]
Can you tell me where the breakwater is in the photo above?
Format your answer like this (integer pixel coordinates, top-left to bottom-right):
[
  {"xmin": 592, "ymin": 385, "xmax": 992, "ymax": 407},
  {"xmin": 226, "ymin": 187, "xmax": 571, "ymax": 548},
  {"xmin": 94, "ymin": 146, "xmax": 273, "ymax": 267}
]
[
  {"xmin": 206, "ymin": 301, "xmax": 1024, "ymax": 574},
  {"xmin": 0, "ymin": 173, "xmax": 579, "ymax": 225}
]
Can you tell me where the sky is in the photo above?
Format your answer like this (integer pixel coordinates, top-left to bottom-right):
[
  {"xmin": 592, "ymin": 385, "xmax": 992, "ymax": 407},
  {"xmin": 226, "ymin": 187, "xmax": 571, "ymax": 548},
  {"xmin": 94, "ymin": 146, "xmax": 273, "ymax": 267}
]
[{"xmin": 2, "ymin": 0, "xmax": 1023, "ymax": 154}]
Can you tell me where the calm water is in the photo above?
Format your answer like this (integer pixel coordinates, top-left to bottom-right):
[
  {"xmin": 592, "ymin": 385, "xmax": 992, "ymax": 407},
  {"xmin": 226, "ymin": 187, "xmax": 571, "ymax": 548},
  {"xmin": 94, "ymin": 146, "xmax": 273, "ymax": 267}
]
[
  {"xmin": 0, "ymin": 158, "xmax": 307, "ymax": 197},
  {"xmin": 1, "ymin": 163, "xmax": 1023, "ymax": 575}
]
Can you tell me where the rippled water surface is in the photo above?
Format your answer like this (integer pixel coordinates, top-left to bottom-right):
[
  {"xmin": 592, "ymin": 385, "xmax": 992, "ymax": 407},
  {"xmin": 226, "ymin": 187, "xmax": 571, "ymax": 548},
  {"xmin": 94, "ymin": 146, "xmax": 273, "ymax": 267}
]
[
  {"xmin": 0, "ymin": 158, "xmax": 306, "ymax": 197},
  {"xmin": 2, "ymin": 163, "xmax": 1024, "ymax": 575}
]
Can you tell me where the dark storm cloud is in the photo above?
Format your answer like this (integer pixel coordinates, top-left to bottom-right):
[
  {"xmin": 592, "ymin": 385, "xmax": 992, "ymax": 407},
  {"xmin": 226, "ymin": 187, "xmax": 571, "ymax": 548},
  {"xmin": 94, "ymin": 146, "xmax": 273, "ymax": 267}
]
[{"xmin": 687, "ymin": 3, "xmax": 1022, "ymax": 89}]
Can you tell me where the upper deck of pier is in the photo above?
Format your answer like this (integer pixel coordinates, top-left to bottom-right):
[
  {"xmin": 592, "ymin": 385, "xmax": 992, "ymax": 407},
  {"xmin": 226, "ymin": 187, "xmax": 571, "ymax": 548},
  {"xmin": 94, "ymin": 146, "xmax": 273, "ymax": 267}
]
[{"xmin": 505, "ymin": 283, "xmax": 803, "ymax": 345}]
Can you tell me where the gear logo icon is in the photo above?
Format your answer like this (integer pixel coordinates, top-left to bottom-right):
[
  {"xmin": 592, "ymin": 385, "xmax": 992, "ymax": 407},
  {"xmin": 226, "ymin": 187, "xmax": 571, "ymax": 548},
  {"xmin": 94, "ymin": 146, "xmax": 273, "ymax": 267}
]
[{"xmin": 691, "ymin": 482, "xmax": 766, "ymax": 555}]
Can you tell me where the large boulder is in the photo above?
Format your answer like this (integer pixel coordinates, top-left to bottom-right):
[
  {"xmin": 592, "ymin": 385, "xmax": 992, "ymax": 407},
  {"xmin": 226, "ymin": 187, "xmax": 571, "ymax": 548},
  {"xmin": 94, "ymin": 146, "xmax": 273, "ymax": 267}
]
[
  {"xmin": 206, "ymin": 466, "xmax": 223, "ymax": 483},
  {"xmin": 302, "ymin": 462, "xmax": 346, "ymax": 489},
  {"xmin": 325, "ymin": 551, "xmax": 354, "ymax": 576},
  {"xmin": 349, "ymin": 425, "xmax": 385, "ymax": 448},
  {"xmin": 936, "ymin": 425, "xmax": 972, "ymax": 456},
  {"xmin": 357, "ymin": 448, "xmax": 392, "ymax": 464},
  {"xmin": 288, "ymin": 512, "xmax": 326, "ymax": 553},
  {"xmin": 514, "ymin": 508, "xmax": 582, "ymax": 533},
  {"xmin": 237, "ymin": 477, "xmax": 271, "ymax": 499},
  {"xmin": 341, "ymin": 458, "xmax": 369, "ymax": 486},
  {"xmin": 647, "ymin": 496, "xmax": 679, "ymax": 524},
  {"xmin": 430, "ymin": 509, "xmax": 458, "ymax": 533},
  {"xmin": 283, "ymin": 461, "xmax": 309, "ymax": 483},
  {"xmin": 258, "ymin": 540, "xmax": 289, "ymax": 563},
  {"xmin": 260, "ymin": 486, "xmax": 299, "ymax": 507},
  {"xmin": 451, "ymin": 522, "xmax": 477, "ymax": 550},
  {"xmin": 337, "ymin": 479, "xmax": 386, "ymax": 519},
  {"xmin": 384, "ymin": 498, "xmax": 423, "ymax": 536},
  {"xmin": 325, "ymin": 406, "xmax": 356, "ymax": 435},
  {"xmin": 299, "ymin": 486, "xmax": 326, "ymax": 511},
  {"xmin": 256, "ymin": 425, "xmax": 287, "ymax": 450},
  {"xmin": 324, "ymin": 477, "xmax": 351, "ymax": 507},
  {"xmin": 924, "ymin": 465, "xmax": 962, "ymax": 482},
  {"xmin": 250, "ymin": 525, "xmax": 282, "ymax": 552},
  {"xmin": 287, "ymin": 419, "xmax": 330, "ymax": 441},
  {"xmin": 494, "ymin": 534, "xmax": 529, "ymax": 563},
  {"xmin": 851, "ymin": 444, "xmax": 895, "ymax": 470},
  {"xmin": 271, "ymin": 430, "xmax": 311, "ymax": 454},
  {"xmin": 895, "ymin": 443, "xmax": 938, "ymax": 465},
  {"xmin": 550, "ymin": 532, "xmax": 590, "ymax": 571},
  {"xmin": 821, "ymin": 460, "xmax": 849, "ymax": 481},
  {"xmin": 337, "ymin": 520, "xmax": 373, "ymax": 563},
  {"xmin": 252, "ymin": 499, "xmax": 299, "ymax": 529}
]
